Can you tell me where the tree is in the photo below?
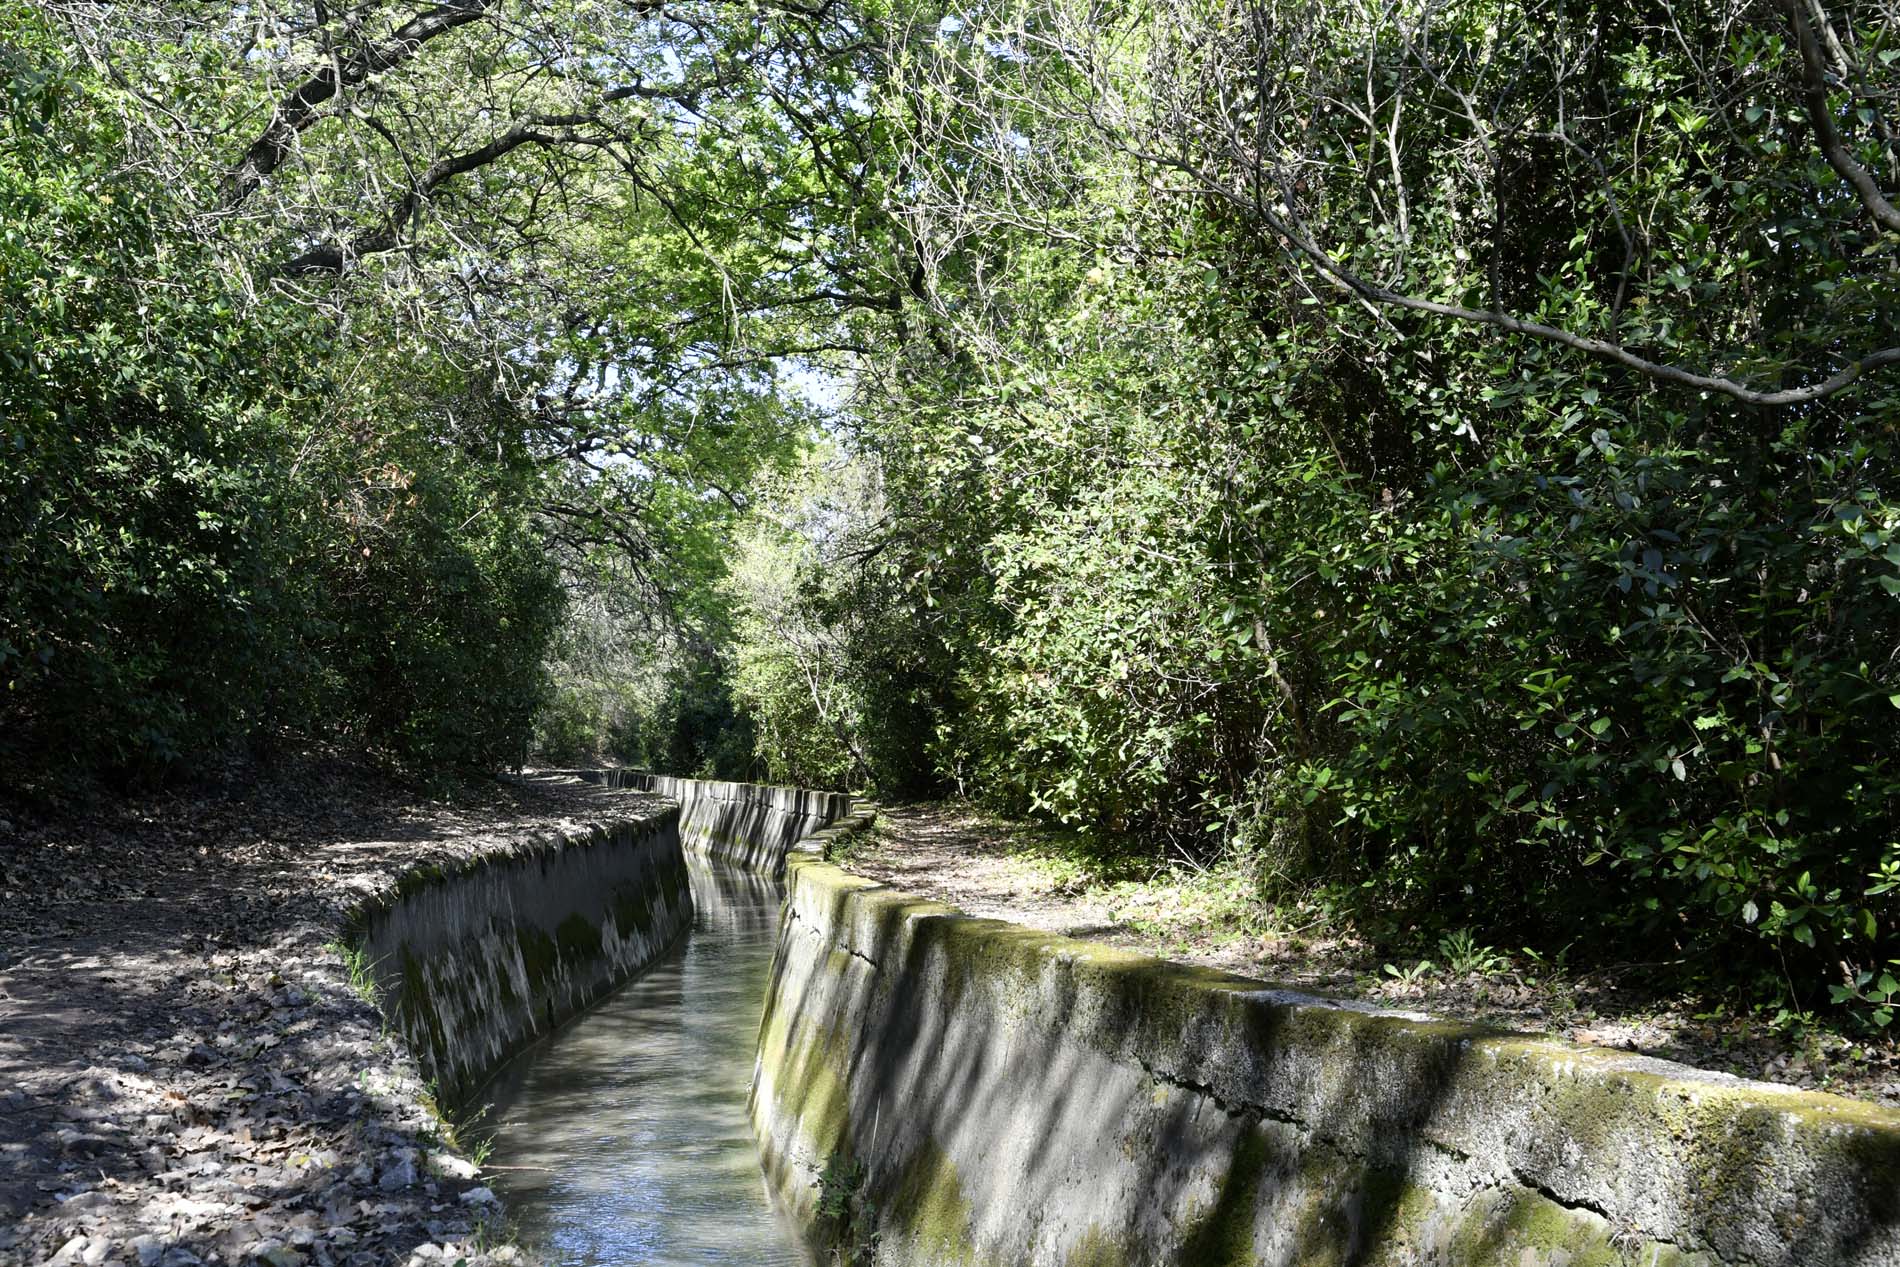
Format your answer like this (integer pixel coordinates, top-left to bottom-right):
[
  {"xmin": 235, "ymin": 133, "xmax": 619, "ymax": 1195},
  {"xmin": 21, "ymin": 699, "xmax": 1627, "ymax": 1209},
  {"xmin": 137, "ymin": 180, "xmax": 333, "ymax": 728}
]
[{"xmin": 805, "ymin": 0, "xmax": 1900, "ymax": 1012}]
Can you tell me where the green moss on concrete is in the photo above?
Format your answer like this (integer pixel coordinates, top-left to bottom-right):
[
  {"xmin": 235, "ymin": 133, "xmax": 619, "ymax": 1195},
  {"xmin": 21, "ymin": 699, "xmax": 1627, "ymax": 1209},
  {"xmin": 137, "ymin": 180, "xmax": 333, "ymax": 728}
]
[
  {"xmin": 491, "ymin": 954, "xmax": 521, "ymax": 1013},
  {"xmin": 793, "ymin": 852, "xmax": 1484, "ymax": 1087},
  {"xmin": 1438, "ymin": 1187, "xmax": 1625, "ymax": 1267},
  {"xmin": 1357, "ymin": 1168, "xmax": 1441, "ymax": 1267},
  {"xmin": 890, "ymin": 1139, "xmax": 976, "ymax": 1266},
  {"xmin": 1064, "ymin": 1227, "xmax": 1130, "ymax": 1267},
  {"xmin": 764, "ymin": 1015, "xmax": 854, "ymax": 1159},
  {"xmin": 770, "ymin": 829, "xmax": 1900, "ymax": 1267},
  {"xmin": 1178, "ymin": 1123, "xmax": 1270, "ymax": 1267},
  {"xmin": 516, "ymin": 924, "xmax": 560, "ymax": 993},
  {"xmin": 1277, "ymin": 1157, "xmax": 1710, "ymax": 1267},
  {"xmin": 1499, "ymin": 1189, "xmax": 1621, "ymax": 1266},
  {"xmin": 393, "ymin": 861, "xmax": 449, "ymax": 900},
  {"xmin": 396, "ymin": 947, "xmax": 448, "ymax": 1069},
  {"xmin": 556, "ymin": 912, "xmax": 604, "ymax": 963},
  {"xmin": 612, "ymin": 883, "xmax": 655, "ymax": 937}
]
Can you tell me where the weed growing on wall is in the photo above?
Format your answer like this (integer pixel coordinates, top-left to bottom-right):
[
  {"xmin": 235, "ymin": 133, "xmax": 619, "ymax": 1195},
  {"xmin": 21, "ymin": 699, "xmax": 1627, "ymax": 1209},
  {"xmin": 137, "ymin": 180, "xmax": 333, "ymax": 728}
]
[{"xmin": 815, "ymin": 1151, "xmax": 879, "ymax": 1267}]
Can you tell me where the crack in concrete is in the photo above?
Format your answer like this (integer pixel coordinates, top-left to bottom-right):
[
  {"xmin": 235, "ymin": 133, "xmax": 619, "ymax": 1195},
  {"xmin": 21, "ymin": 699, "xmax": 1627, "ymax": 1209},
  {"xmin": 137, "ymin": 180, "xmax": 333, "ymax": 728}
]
[
  {"xmin": 1138, "ymin": 1059, "xmax": 1303, "ymax": 1129},
  {"xmin": 1506, "ymin": 1165, "xmax": 1615, "ymax": 1223},
  {"xmin": 1137, "ymin": 1057, "xmax": 1702, "ymax": 1263},
  {"xmin": 781, "ymin": 903, "xmax": 882, "ymax": 969}
]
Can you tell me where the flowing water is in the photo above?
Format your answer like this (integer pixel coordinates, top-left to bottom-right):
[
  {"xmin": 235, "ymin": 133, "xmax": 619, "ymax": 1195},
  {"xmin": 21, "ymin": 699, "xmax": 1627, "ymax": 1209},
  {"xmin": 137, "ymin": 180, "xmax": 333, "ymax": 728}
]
[{"xmin": 470, "ymin": 861, "xmax": 812, "ymax": 1266}]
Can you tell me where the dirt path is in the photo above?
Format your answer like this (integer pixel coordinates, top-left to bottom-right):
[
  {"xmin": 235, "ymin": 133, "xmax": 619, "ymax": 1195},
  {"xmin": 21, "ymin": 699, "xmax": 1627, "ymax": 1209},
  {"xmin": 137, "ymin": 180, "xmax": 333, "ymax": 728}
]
[
  {"xmin": 0, "ymin": 763, "xmax": 665, "ymax": 1267},
  {"xmin": 844, "ymin": 800, "xmax": 1900, "ymax": 1107}
]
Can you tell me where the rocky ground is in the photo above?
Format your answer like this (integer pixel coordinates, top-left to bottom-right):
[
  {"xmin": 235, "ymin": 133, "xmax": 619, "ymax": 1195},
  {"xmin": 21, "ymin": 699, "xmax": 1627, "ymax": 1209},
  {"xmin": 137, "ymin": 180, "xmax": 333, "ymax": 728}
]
[
  {"xmin": 842, "ymin": 801, "xmax": 1900, "ymax": 1107},
  {"xmin": 0, "ymin": 760, "xmax": 666, "ymax": 1267}
]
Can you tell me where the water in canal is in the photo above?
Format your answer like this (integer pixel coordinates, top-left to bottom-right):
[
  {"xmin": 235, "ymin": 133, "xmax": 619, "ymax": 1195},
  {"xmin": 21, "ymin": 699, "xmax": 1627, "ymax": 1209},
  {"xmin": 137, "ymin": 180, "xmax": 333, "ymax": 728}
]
[{"xmin": 470, "ymin": 861, "xmax": 812, "ymax": 1266}]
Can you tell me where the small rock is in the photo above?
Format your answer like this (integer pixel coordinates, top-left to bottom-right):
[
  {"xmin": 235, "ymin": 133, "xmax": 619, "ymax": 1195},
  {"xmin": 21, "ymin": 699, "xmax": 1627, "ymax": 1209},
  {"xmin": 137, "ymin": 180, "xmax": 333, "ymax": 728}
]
[
  {"xmin": 130, "ymin": 1233, "xmax": 165, "ymax": 1266},
  {"xmin": 50, "ymin": 1235, "xmax": 90, "ymax": 1266},
  {"xmin": 378, "ymin": 1155, "xmax": 418, "ymax": 1192},
  {"xmin": 459, "ymin": 1186, "xmax": 498, "ymax": 1206},
  {"xmin": 54, "ymin": 1128, "xmax": 112, "ymax": 1156},
  {"xmin": 427, "ymin": 1152, "xmax": 478, "ymax": 1180},
  {"xmin": 57, "ymin": 1188, "xmax": 112, "ymax": 1212},
  {"xmin": 243, "ymin": 1239, "xmax": 307, "ymax": 1267}
]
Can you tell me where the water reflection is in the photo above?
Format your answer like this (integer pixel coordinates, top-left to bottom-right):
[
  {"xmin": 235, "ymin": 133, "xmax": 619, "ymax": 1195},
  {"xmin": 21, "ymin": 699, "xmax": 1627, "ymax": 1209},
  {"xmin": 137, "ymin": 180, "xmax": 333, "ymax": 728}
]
[{"xmin": 471, "ymin": 860, "xmax": 810, "ymax": 1266}]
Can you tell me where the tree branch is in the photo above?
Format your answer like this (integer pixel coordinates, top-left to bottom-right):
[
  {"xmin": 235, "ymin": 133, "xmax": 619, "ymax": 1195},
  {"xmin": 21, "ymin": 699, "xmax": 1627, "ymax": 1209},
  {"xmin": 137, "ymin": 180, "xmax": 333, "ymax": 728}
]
[
  {"xmin": 272, "ymin": 114, "xmax": 602, "ymax": 276},
  {"xmin": 1122, "ymin": 143, "xmax": 1900, "ymax": 408},
  {"xmin": 1787, "ymin": 0, "xmax": 1900, "ymax": 236},
  {"xmin": 226, "ymin": 0, "xmax": 496, "ymax": 207}
]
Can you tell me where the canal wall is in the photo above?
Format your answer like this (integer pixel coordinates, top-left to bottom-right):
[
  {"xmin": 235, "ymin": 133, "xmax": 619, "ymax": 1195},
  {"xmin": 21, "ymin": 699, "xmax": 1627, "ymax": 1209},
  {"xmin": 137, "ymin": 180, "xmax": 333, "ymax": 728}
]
[
  {"xmin": 350, "ymin": 806, "xmax": 691, "ymax": 1105},
  {"xmin": 568, "ymin": 769, "xmax": 851, "ymax": 873},
  {"xmin": 752, "ymin": 851, "xmax": 1900, "ymax": 1267},
  {"xmin": 346, "ymin": 772, "xmax": 847, "ymax": 1110}
]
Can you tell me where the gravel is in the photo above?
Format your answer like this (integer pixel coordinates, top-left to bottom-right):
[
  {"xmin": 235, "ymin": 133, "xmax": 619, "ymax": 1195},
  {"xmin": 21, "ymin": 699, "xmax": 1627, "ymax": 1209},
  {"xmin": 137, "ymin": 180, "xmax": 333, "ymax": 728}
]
[{"xmin": 0, "ymin": 759, "xmax": 664, "ymax": 1267}]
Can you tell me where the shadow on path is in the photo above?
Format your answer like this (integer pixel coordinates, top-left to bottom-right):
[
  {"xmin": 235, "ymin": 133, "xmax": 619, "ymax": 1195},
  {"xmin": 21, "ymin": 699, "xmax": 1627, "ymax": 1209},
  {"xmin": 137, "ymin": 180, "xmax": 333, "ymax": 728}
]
[{"xmin": 0, "ymin": 767, "xmax": 662, "ymax": 1266}]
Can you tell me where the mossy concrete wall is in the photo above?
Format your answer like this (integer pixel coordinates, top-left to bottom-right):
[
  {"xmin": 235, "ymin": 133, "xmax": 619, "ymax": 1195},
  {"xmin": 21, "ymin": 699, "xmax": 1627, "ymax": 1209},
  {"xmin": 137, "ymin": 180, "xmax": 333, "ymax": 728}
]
[
  {"xmin": 351, "ymin": 808, "xmax": 690, "ymax": 1106},
  {"xmin": 569, "ymin": 769, "xmax": 851, "ymax": 874},
  {"xmin": 753, "ymin": 852, "xmax": 1900, "ymax": 1267}
]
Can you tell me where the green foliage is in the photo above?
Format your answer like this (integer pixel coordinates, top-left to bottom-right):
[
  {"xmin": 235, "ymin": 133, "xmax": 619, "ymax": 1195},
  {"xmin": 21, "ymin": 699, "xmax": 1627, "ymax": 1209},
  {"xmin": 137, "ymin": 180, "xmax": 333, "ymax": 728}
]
[
  {"xmin": 532, "ymin": 577, "xmax": 760, "ymax": 778},
  {"xmin": 765, "ymin": 0, "xmax": 1900, "ymax": 1018},
  {"xmin": 1383, "ymin": 960, "xmax": 1436, "ymax": 987},
  {"xmin": 636, "ymin": 658, "xmax": 759, "ymax": 779},
  {"xmin": 1831, "ymin": 962, "xmax": 1900, "ymax": 1030},
  {"xmin": 722, "ymin": 450, "xmax": 950, "ymax": 793},
  {"xmin": 1, "ymin": 19, "xmax": 315, "ymax": 776},
  {"xmin": 815, "ymin": 1150, "xmax": 879, "ymax": 1267},
  {"xmin": 327, "ymin": 940, "xmax": 382, "ymax": 1006},
  {"xmin": 1437, "ymin": 931, "xmax": 1510, "ymax": 979},
  {"xmin": 312, "ymin": 399, "xmax": 563, "ymax": 770},
  {"xmin": 0, "ymin": 17, "xmax": 561, "ymax": 781}
]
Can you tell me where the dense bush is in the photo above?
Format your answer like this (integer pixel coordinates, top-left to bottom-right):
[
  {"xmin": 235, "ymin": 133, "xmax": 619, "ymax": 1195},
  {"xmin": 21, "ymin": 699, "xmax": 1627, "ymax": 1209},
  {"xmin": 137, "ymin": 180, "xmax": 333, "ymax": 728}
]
[
  {"xmin": 534, "ymin": 635, "xmax": 759, "ymax": 779},
  {"xmin": 1, "ymin": 31, "xmax": 313, "ymax": 777},
  {"xmin": 310, "ymin": 393, "xmax": 564, "ymax": 770},
  {"xmin": 718, "ymin": 0, "xmax": 1900, "ymax": 1017},
  {"xmin": 0, "ymin": 21, "xmax": 561, "ymax": 782},
  {"xmin": 721, "ymin": 453, "xmax": 951, "ymax": 794}
]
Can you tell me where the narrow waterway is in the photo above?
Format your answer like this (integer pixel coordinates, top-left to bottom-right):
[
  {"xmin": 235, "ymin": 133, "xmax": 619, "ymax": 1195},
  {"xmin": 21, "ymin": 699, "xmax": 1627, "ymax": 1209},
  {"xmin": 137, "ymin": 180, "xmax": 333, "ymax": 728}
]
[{"xmin": 470, "ymin": 861, "xmax": 811, "ymax": 1266}]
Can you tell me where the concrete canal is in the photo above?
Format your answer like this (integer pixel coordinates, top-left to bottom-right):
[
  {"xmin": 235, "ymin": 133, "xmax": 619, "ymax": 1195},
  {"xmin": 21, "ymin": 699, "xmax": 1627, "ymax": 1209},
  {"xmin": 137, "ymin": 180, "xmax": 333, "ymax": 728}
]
[
  {"xmin": 354, "ymin": 776, "xmax": 1900, "ymax": 1267},
  {"xmin": 470, "ymin": 861, "xmax": 810, "ymax": 1267}
]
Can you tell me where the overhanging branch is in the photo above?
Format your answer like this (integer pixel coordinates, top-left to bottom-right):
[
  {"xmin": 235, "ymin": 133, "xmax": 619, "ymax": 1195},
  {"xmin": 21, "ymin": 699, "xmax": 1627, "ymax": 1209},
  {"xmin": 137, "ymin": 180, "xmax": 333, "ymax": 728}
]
[
  {"xmin": 226, "ymin": 1, "xmax": 497, "ymax": 207},
  {"xmin": 1126, "ymin": 140, "xmax": 1900, "ymax": 409},
  {"xmin": 1787, "ymin": 0, "xmax": 1900, "ymax": 237},
  {"xmin": 271, "ymin": 114, "xmax": 609, "ymax": 276}
]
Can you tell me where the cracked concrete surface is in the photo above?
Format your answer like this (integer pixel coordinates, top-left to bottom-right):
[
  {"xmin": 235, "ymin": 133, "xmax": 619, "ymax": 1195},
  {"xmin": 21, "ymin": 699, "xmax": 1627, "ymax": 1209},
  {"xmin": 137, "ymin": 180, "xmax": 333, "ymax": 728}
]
[{"xmin": 754, "ymin": 851, "xmax": 1900, "ymax": 1267}]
